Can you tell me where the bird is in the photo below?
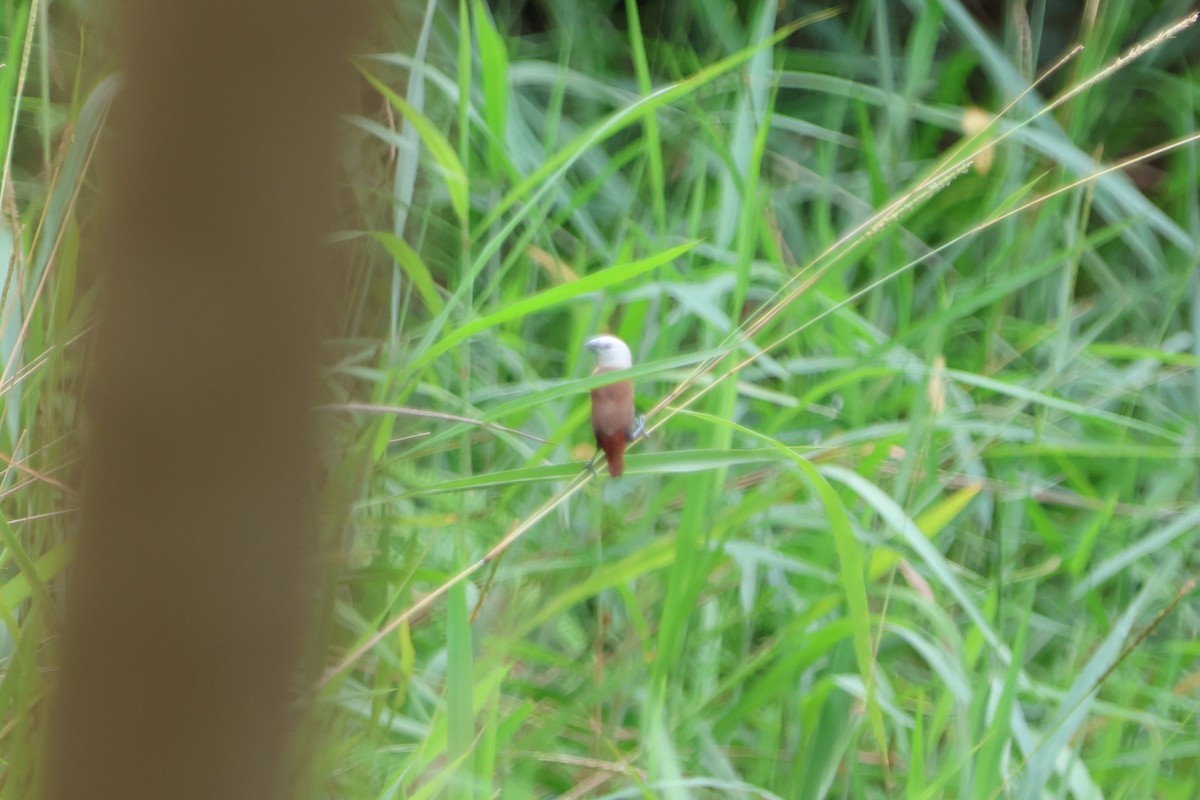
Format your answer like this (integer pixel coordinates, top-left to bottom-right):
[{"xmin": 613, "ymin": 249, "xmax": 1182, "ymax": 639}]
[{"xmin": 584, "ymin": 334, "xmax": 645, "ymax": 477}]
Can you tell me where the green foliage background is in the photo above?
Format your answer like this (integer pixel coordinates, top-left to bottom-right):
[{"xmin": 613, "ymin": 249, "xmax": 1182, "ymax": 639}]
[{"xmin": 3, "ymin": 0, "xmax": 1200, "ymax": 797}]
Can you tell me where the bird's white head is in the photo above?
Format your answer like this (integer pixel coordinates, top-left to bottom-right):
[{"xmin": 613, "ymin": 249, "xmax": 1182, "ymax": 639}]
[{"xmin": 585, "ymin": 334, "xmax": 633, "ymax": 370}]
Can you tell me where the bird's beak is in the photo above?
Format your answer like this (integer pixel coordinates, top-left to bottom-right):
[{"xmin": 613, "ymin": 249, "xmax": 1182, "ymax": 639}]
[{"xmin": 584, "ymin": 338, "xmax": 601, "ymax": 353}]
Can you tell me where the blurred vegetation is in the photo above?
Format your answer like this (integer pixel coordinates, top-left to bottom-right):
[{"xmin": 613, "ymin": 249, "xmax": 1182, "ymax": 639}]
[{"xmin": 3, "ymin": 0, "xmax": 1200, "ymax": 797}]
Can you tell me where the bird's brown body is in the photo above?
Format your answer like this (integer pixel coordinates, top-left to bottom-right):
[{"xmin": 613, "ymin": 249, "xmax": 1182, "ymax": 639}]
[{"xmin": 590, "ymin": 367, "xmax": 635, "ymax": 477}]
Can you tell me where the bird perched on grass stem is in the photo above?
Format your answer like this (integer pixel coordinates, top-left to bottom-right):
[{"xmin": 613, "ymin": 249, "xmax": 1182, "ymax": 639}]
[{"xmin": 584, "ymin": 335, "xmax": 645, "ymax": 477}]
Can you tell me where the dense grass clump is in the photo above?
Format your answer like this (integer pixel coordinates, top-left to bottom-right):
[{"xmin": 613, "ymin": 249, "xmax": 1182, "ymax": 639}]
[{"xmin": 3, "ymin": 1, "xmax": 1199, "ymax": 798}]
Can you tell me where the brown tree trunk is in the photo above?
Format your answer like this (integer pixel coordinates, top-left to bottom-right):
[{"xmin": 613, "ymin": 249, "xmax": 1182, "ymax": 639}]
[{"xmin": 41, "ymin": 2, "xmax": 357, "ymax": 798}]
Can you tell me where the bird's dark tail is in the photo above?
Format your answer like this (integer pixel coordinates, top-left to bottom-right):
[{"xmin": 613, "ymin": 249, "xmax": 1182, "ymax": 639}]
[{"xmin": 598, "ymin": 429, "xmax": 627, "ymax": 477}]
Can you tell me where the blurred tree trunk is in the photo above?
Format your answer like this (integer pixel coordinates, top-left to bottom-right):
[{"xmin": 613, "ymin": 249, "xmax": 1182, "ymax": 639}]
[{"xmin": 41, "ymin": 1, "xmax": 357, "ymax": 798}]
